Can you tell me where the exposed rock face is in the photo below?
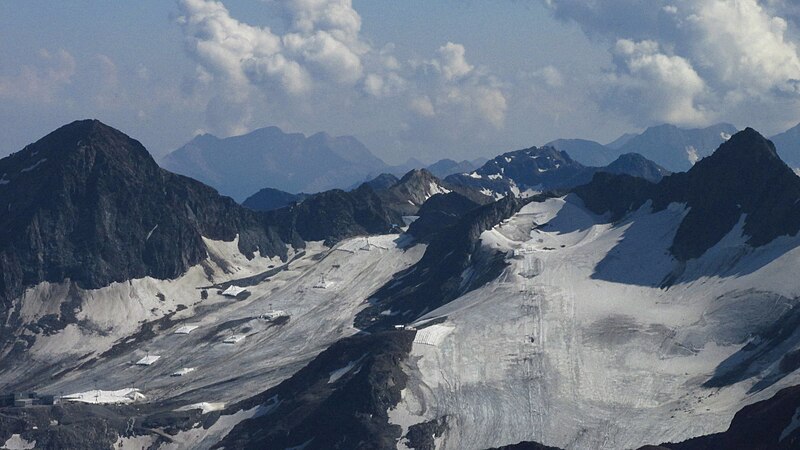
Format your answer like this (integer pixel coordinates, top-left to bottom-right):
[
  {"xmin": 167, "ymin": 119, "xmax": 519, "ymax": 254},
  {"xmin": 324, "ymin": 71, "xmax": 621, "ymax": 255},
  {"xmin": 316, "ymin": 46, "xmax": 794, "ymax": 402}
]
[
  {"xmin": 161, "ymin": 126, "xmax": 387, "ymax": 200},
  {"xmin": 0, "ymin": 120, "xmax": 289, "ymax": 314},
  {"xmin": 242, "ymin": 187, "xmax": 308, "ymax": 212},
  {"xmin": 446, "ymin": 146, "xmax": 669, "ymax": 197},
  {"xmin": 575, "ymin": 128, "xmax": 800, "ymax": 261},
  {"xmin": 600, "ymin": 152, "xmax": 670, "ymax": 183},
  {"xmin": 213, "ymin": 330, "xmax": 415, "ymax": 450},
  {"xmin": 657, "ymin": 384, "xmax": 800, "ymax": 450},
  {"xmin": 359, "ymin": 173, "xmax": 400, "ymax": 191},
  {"xmin": 356, "ymin": 194, "xmax": 527, "ymax": 331},
  {"xmin": 407, "ymin": 192, "xmax": 482, "ymax": 241},
  {"xmin": 264, "ymin": 184, "xmax": 402, "ymax": 245}
]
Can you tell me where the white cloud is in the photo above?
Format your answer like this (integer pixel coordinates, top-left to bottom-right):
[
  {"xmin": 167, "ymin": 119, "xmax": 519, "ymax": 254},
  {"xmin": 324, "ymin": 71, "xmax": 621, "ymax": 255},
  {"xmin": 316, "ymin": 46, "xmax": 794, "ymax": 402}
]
[
  {"xmin": 609, "ymin": 39, "xmax": 708, "ymax": 125},
  {"xmin": 177, "ymin": 0, "xmax": 508, "ymax": 136},
  {"xmin": 541, "ymin": 0, "xmax": 800, "ymax": 128},
  {"xmin": 436, "ymin": 42, "xmax": 474, "ymax": 81}
]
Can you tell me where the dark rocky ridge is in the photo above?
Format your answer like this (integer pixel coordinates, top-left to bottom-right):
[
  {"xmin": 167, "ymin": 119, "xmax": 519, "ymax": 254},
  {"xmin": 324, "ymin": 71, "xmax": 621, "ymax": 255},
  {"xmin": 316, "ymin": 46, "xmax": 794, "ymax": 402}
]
[
  {"xmin": 407, "ymin": 192, "xmax": 483, "ymax": 240},
  {"xmin": 241, "ymin": 187, "xmax": 308, "ymax": 212},
  {"xmin": 264, "ymin": 184, "xmax": 403, "ymax": 246},
  {"xmin": 0, "ymin": 120, "xmax": 404, "ymax": 317},
  {"xmin": 602, "ymin": 152, "xmax": 670, "ymax": 183},
  {"xmin": 213, "ymin": 330, "xmax": 415, "ymax": 449},
  {"xmin": 0, "ymin": 120, "xmax": 290, "ymax": 314},
  {"xmin": 356, "ymin": 194, "xmax": 529, "ymax": 331},
  {"xmin": 575, "ymin": 128, "xmax": 800, "ymax": 261}
]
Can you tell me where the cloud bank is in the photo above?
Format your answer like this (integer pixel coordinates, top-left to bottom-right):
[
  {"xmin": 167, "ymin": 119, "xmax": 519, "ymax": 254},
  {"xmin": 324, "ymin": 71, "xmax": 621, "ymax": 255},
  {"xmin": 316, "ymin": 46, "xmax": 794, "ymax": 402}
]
[
  {"xmin": 176, "ymin": 0, "xmax": 507, "ymax": 138},
  {"xmin": 542, "ymin": 0, "xmax": 800, "ymax": 129}
]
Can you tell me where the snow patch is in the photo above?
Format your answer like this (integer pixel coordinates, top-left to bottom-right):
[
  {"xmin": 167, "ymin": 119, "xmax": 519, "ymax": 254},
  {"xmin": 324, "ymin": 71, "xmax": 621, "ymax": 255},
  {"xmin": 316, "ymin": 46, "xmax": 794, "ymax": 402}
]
[
  {"xmin": 20, "ymin": 158, "xmax": 47, "ymax": 172},
  {"xmin": 178, "ymin": 402, "xmax": 226, "ymax": 413},
  {"xmin": 468, "ymin": 172, "xmax": 482, "ymax": 179},
  {"xmin": 174, "ymin": 325, "xmax": 199, "ymax": 334},
  {"xmin": 328, "ymin": 354, "xmax": 367, "ymax": 383},
  {"xmin": 1, "ymin": 434, "xmax": 35, "ymax": 450}
]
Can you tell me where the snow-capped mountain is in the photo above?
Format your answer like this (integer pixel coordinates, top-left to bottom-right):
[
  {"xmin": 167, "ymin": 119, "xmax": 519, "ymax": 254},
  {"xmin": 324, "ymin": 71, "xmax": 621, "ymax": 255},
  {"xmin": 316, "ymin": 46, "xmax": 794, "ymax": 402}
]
[
  {"xmin": 445, "ymin": 146, "xmax": 668, "ymax": 199},
  {"xmin": 3, "ymin": 122, "xmax": 800, "ymax": 450},
  {"xmin": 161, "ymin": 126, "xmax": 387, "ymax": 201}
]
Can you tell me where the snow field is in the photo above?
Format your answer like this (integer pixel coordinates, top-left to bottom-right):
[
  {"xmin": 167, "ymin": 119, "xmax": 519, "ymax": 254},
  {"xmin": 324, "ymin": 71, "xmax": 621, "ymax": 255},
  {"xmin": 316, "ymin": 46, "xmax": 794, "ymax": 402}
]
[{"xmin": 392, "ymin": 196, "xmax": 800, "ymax": 449}]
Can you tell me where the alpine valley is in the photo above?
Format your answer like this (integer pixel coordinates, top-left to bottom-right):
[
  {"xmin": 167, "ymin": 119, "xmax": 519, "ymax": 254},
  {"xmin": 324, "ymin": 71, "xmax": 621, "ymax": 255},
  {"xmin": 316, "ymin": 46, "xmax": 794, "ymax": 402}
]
[{"xmin": 4, "ymin": 119, "xmax": 800, "ymax": 450}]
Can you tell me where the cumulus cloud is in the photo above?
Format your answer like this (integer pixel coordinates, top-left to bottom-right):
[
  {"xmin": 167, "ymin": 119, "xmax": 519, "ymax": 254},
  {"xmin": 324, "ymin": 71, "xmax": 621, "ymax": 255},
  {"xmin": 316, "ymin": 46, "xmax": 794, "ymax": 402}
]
[
  {"xmin": 608, "ymin": 39, "xmax": 708, "ymax": 125},
  {"xmin": 541, "ymin": 0, "xmax": 800, "ymax": 128},
  {"xmin": 177, "ymin": 0, "xmax": 508, "ymax": 136}
]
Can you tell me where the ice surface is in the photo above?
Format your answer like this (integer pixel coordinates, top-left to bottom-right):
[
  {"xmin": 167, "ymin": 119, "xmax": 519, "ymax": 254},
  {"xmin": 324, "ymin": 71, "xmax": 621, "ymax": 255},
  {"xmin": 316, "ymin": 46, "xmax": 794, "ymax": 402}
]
[
  {"xmin": 391, "ymin": 195, "xmax": 800, "ymax": 449},
  {"xmin": 413, "ymin": 324, "xmax": 454, "ymax": 346}
]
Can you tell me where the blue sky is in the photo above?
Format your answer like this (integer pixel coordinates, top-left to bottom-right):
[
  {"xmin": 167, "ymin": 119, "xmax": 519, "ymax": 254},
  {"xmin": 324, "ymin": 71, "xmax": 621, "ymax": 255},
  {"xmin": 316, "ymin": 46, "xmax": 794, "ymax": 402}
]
[{"xmin": 2, "ymin": 1, "xmax": 800, "ymax": 163}]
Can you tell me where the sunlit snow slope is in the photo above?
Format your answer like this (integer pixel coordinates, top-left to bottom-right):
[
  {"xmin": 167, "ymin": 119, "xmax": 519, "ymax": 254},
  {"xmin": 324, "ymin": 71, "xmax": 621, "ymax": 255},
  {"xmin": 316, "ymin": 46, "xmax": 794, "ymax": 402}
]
[{"xmin": 391, "ymin": 194, "xmax": 800, "ymax": 450}]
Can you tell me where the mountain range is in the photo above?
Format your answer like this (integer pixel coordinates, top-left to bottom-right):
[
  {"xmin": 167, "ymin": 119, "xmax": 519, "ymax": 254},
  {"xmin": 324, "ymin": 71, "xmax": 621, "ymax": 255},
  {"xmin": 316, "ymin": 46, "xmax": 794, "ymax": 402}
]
[{"xmin": 2, "ymin": 121, "xmax": 800, "ymax": 449}]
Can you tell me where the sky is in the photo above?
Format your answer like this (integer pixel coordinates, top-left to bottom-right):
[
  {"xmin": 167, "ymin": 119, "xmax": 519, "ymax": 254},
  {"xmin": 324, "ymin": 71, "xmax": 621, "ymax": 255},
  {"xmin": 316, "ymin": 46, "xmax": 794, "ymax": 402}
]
[{"xmin": 1, "ymin": 0, "xmax": 800, "ymax": 164}]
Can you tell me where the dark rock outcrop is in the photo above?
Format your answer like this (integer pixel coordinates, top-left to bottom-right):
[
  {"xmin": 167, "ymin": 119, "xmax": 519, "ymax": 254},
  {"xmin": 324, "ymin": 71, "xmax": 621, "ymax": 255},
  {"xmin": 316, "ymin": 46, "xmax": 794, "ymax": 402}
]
[
  {"xmin": 445, "ymin": 146, "xmax": 669, "ymax": 198},
  {"xmin": 264, "ymin": 184, "xmax": 402, "ymax": 246},
  {"xmin": 0, "ymin": 120, "xmax": 289, "ymax": 314},
  {"xmin": 356, "ymin": 195, "xmax": 528, "ymax": 331},
  {"xmin": 407, "ymin": 192, "xmax": 482, "ymax": 241},
  {"xmin": 655, "ymin": 384, "xmax": 800, "ymax": 450},
  {"xmin": 601, "ymin": 152, "xmax": 670, "ymax": 183},
  {"xmin": 214, "ymin": 330, "xmax": 415, "ymax": 450},
  {"xmin": 575, "ymin": 128, "xmax": 800, "ymax": 261},
  {"xmin": 242, "ymin": 187, "xmax": 308, "ymax": 212}
]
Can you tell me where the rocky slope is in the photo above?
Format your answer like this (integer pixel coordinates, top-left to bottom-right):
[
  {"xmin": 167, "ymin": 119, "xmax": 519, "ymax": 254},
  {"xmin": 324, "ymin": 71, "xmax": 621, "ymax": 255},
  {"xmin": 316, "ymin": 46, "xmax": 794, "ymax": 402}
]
[{"xmin": 0, "ymin": 120, "xmax": 290, "ymax": 315}]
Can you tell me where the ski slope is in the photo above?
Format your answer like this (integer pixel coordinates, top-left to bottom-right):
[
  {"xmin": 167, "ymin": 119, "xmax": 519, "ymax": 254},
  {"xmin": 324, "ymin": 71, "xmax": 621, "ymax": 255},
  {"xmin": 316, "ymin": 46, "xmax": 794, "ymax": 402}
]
[{"xmin": 391, "ymin": 195, "xmax": 800, "ymax": 449}]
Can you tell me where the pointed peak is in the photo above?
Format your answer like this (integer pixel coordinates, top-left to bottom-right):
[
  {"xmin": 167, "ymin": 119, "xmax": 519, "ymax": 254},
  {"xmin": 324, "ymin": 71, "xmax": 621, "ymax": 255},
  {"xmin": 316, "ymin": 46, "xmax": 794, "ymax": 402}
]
[
  {"xmin": 696, "ymin": 127, "xmax": 780, "ymax": 168},
  {"xmin": 399, "ymin": 167, "xmax": 436, "ymax": 184}
]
